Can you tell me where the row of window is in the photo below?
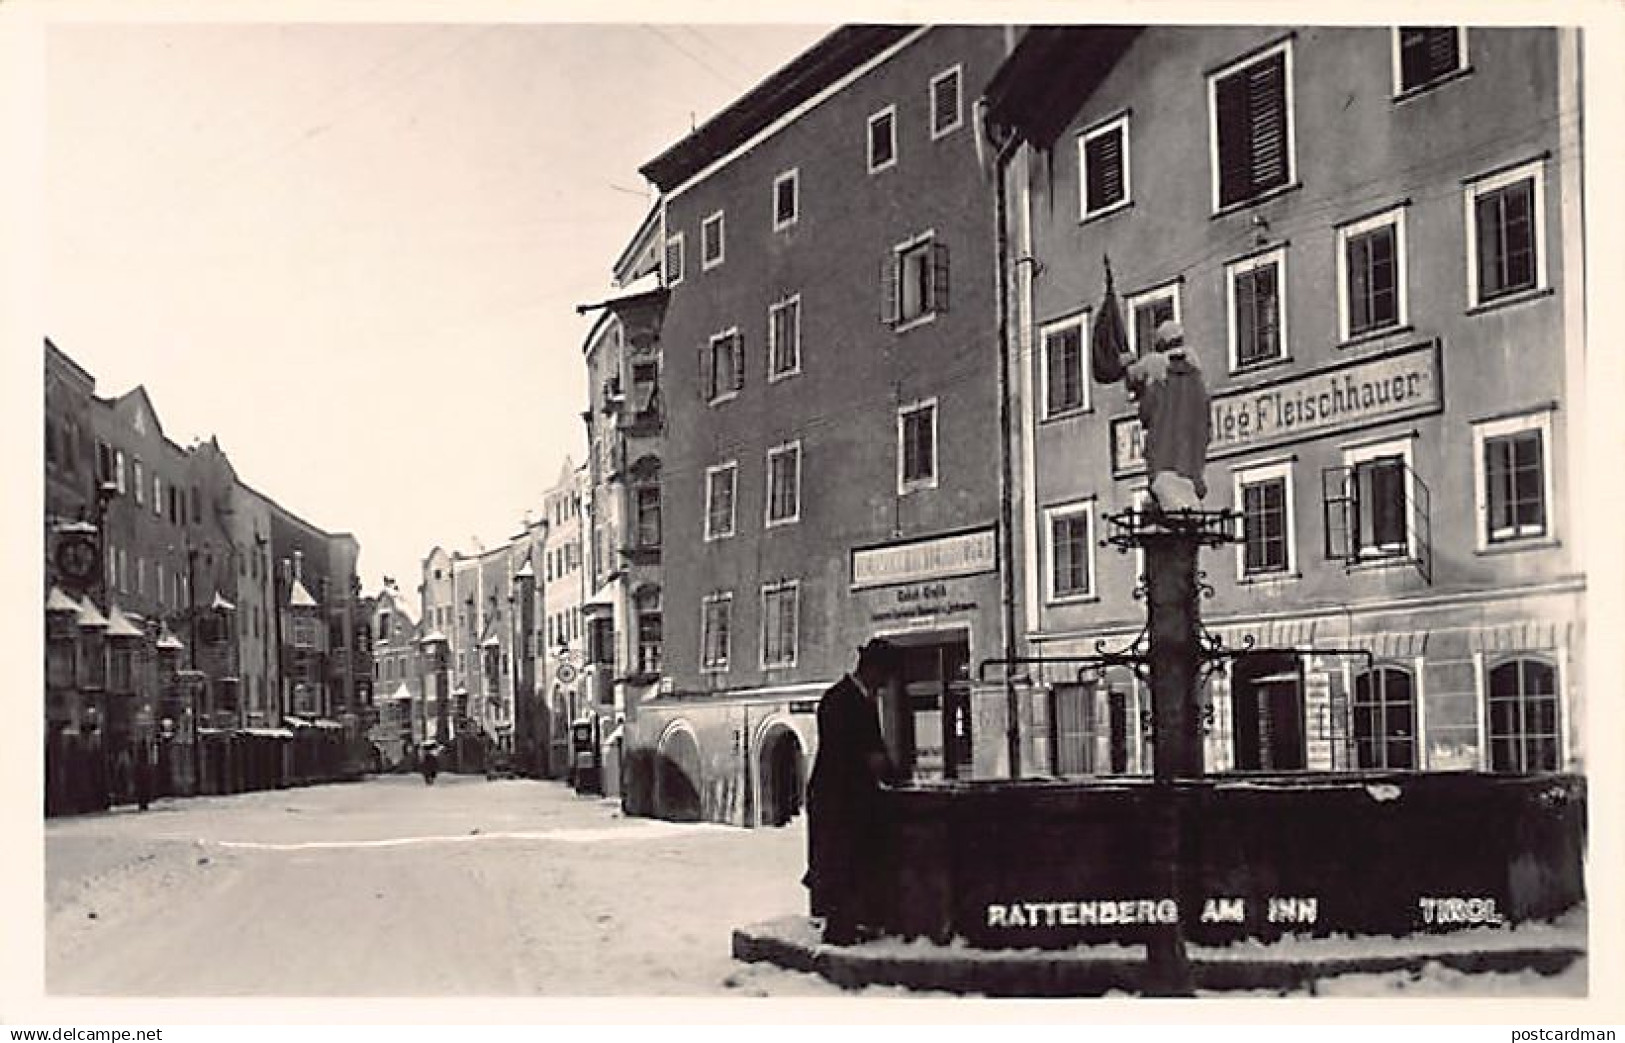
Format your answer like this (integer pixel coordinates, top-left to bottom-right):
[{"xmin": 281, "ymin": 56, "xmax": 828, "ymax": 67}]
[
  {"xmin": 700, "ymin": 581, "xmax": 800, "ymax": 673},
  {"xmin": 1079, "ymin": 29, "xmax": 1469, "ymax": 227},
  {"xmin": 44, "ymin": 417, "xmax": 84, "ymax": 477},
  {"xmin": 1043, "ymin": 409, "xmax": 1552, "ymax": 602},
  {"xmin": 701, "ymin": 402, "xmax": 939, "ymax": 541},
  {"xmin": 546, "ymin": 607, "xmax": 582, "ymax": 651},
  {"xmin": 1056, "ymin": 656, "xmax": 1561, "ymax": 775},
  {"xmin": 93, "ymin": 440, "xmax": 205, "ymax": 529},
  {"xmin": 698, "ymin": 234, "xmax": 950, "ymax": 407},
  {"xmin": 662, "ymin": 63, "xmax": 964, "ymax": 285},
  {"xmin": 1041, "ymin": 155, "xmax": 1548, "ymax": 421}
]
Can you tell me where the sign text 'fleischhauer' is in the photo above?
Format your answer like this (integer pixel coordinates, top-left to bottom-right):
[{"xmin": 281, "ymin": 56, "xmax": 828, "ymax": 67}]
[{"xmin": 1111, "ymin": 341, "xmax": 1443, "ymax": 476}]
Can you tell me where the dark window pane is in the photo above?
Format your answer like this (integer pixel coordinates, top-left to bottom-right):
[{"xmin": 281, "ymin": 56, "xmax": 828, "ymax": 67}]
[{"xmin": 1085, "ymin": 126, "xmax": 1125, "ymax": 213}]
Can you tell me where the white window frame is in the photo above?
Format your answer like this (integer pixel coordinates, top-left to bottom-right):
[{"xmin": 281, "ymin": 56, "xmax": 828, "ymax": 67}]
[
  {"xmin": 929, "ymin": 64, "xmax": 963, "ymax": 140},
  {"xmin": 1225, "ymin": 245, "xmax": 1289, "ymax": 372},
  {"xmin": 1464, "ymin": 158, "xmax": 1548, "ymax": 310},
  {"xmin": 1390, "ymin": 27, "xmax": 1469, "ymax": 97},
  {"xmin": 1336, "ymin": 204, "xmax": 1410, "ymax": 343},
  {"xmin": 1043, "ymin": 498, "xmax": 1097, "ymax": 604},
  {"xmin": 1230, "ymin": 457, "xmax": 1298, "ymax": 582},
  {"xmin": 773, "ymin": 168, "xmax": 799, "ymax": 232},
  {"xmin": 1039, "ymin": 311, "xmax": 1091, "ymax": 419},
  {"xmin": 767, "ymin": 294, "xmax": 802, "ymax": 382},
  {"xmin": 897, "ymin": 398, "xmax": 939, "ymax": 495},
  {"xmin": 765, "ymin": 440, "xmax": 802, "ymax": 528},
  {"xmin": 1340, "ymin": 434, "xmax": 1418, "ymax": 563},
  {"xmin": 700, "ymin": 591, "xmax": 733, "ymax": 674},
  {"xmin": 1125, "ymin": 280, "xmax": 1183, "ymax": 358},
  {"xmin": 701, "ymin": 210, "xmax": 726, "ymax": 271},
  {"xmin": 664, "ymin": 232, "xmax": 685, "ymax": 287},
  {"xmin": 1206, "ymin": 37, "xmax": 1297, "ymax": 215},
  {"xmin": 1472, "ymin": 409, "xmax": 1555, "ymax": 551},
  {"xmin": 891, "ymin": 230, "xmax": 941, "ymax": 332},
  {"xmin": 868, "ymin": 105, "xmax": 898, "ymax": 174},
  {"xmin": 759, "ymin": 580, "xmax": 800, "ymax": 670},
  {"xmin": 703, "ymin": 461, "xmax": 738, "ymax": 542},
  {"xmin": 707, "ymin": 327, "xmax": 742, "ymax": 404},
  {"xmin": 1078, "ymin": 112, "xmax": 1132, "ymax": 221}
]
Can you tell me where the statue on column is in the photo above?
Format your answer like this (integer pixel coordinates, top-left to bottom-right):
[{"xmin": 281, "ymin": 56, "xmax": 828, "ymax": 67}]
[{"xmin": 1092, "ymin": 261, "xmax": 1212, "ymax": 514}]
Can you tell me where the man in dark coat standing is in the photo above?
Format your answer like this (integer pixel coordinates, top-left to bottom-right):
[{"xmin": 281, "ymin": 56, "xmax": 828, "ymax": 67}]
[{"xmin": 803, "ymin": 638, "xmax": 902, "ymax": 945}]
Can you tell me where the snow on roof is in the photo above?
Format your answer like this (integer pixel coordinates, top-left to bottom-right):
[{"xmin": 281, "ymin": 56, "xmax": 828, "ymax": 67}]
[
  {"xmin": 210, "ymin": 592, "xmax": 236, "ymax": 612},
  {"xmin": 46, "ymin": 586, "xmax": 80, "ymax": 614},
  {"xmin": 385, "ymin": 682, "xmax": 414, "ymax": 702},
  {"xmin": 481, "ymin": 633, "xmax": 501, "ymax": 649},
  {"xmin": 288, "ymin": 577, "xmax": 318, "ymax": 608},
  {"xmin": 104, "ymin": 603, "xmax": 145, "ymax": 639},
  {"xmin": 76, "ymin": 597, "xmax": 109, "ymax": 629},
  {"xmin": 155, "ymin": 626, "xmax": 185, "ymax": 651}
]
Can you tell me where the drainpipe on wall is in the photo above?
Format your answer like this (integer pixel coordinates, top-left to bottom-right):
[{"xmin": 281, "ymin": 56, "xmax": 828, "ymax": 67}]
[{"xmin": 990, "ymin": 112, "xmax": 1024, "ymax": 780}]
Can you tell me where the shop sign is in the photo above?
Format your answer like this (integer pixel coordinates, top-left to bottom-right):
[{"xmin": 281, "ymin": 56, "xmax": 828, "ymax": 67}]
[
  {"xmin": 1111, "ymin": 341, "xmax": 1443, "ymax": 476},
  {"xmin": 851, "ymin": 527, "xmax": 997, "ymax": 590}
]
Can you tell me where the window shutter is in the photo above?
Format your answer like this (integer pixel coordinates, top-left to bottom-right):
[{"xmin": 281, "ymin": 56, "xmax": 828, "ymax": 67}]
[
  {"xmin": 1247, "ymin": 55, "xmax": 1287, "ymax": 195},
  {"xmin": 881, "ymin": 254, "xmax": 899, "ymax": 325},
  {"xmin": 1215, "ymin": 70, "xmax": 1251, "ymax": 207},
  {"xmin": 1427, "ymin": 29, "xmax": 1459, "ymax": 80},
  {"xmin": 1475, "ymin": 192, "xmax": 1501, "ymax": 298},
  {"xmin": 731, "ymin": 333, "xmax": 745, "ymax": 391},
  {"xmin": 931, "ymin": 240, "xmax": 951, "ymax": 314},
  {"xmin": 1086, "ymin": 129, "xmax": 1123, "ymax": 212},
  {"xmin": 698, "ymin": 344, "xmax": 713, "ymax": 401},
  {"xmin": 933, "ymin": 71, "xmax": 959, "ymax": 134}
]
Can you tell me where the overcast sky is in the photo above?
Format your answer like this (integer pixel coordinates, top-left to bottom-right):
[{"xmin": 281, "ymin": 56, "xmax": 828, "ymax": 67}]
[{"xmin": 41, "ymin": 18, "xmax": 829, "ymax": 606}]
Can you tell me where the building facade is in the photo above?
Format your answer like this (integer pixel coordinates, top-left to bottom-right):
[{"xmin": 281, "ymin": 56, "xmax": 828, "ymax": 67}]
[
  {"xmin": 417, "ymin": 523, "xmax": 546, "ymax": 772},
  {"xmin": 539, "ymin": 459, "xmax": 589, "ymax": 777},
  {"xmin": 984, "ymin": 26, "xmax": 1585, "ymax": 777},
  {"xmin": 367, "ymin": 582, "xmax": 422, "ymax": 769},
  {"xmin": 45, "ymin": 339, "xmax": 367, "ymax": 813},
  {"xmin": 627, "ymin": 26, "xmax": 1020, "ymax": 825}
]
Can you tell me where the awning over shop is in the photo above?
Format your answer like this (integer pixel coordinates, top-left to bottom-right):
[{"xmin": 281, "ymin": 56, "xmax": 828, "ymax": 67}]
[{"xmin": 312, "ymin": 718, "xmax": 344, "ymax": 730}]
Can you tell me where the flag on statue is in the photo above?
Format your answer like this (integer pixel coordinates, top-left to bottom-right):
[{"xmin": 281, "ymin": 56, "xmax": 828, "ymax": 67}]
[{"xmin": 1091, "ymin": 258, "xmax": 1128, "ymax": 385}]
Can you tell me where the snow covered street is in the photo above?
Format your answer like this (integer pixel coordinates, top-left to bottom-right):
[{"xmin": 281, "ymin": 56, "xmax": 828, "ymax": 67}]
[
  {"xmin": 46, "ymin": 774, "xmax": 855, "ymax": 997},
  {"xmin": 43, "ymin": 774, "xmax": 1587, "ymax": 999}
]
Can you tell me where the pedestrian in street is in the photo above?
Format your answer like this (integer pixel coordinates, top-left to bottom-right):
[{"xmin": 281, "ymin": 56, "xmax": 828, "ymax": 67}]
[
  {"xmin": 803, "ymin": 637, "xmax": 902, "ymax": 946},
  {"xmin": 133, "ymin": 741, "xmax": 152, "ymax": 812}
]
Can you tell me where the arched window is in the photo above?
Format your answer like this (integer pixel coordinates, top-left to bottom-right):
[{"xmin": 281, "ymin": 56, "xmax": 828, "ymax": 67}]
[
  {"xmin": 1353, "ymin": 665, "xmax": 1415, "ymax": 769},
  {"xmin": 1487, "ymin": 658, "xmax": 1560, "ymax": 772}
]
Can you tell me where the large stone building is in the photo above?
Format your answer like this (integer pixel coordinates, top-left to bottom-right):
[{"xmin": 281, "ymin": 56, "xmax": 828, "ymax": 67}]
[
  {"xmin": 44, "ymin": 339, "xmax": 368, "ymax": 813},
  {"xmin": 625, "ymin": 26, "xmax": 1020, "ymax": 824},
  {"xmin": 982, "ymin": 26, "xmax": 1585, "ymax": 776},
  {"xmin": 417, "ymin": 522, "xmax": 545, "ymax": 772},
  {"xmin": 367, "ymin": 581, "xmax": 422, "ymax": 769}
]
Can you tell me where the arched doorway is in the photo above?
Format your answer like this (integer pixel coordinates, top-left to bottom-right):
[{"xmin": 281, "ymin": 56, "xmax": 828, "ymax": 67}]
[
  {"xmin": 655, "ymin": 724, "xmax": 702, "ymax": 822},
  {"xmin": 756, "ymin": 725, "xmax": 804, "ymax": 827}
]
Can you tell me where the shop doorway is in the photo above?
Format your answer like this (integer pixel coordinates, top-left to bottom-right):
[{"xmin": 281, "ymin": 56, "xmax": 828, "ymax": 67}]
[
  {"xmin": 757, "ymin": 725, "xmax": 804, "ymax": 827},
  {"xmin": 1231, "ymin": 652, "xmax": 1306, "ymax": 771},
  {"xmin": 886, "ymin": 636, "xmax": 973, "ymax": 782}
]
